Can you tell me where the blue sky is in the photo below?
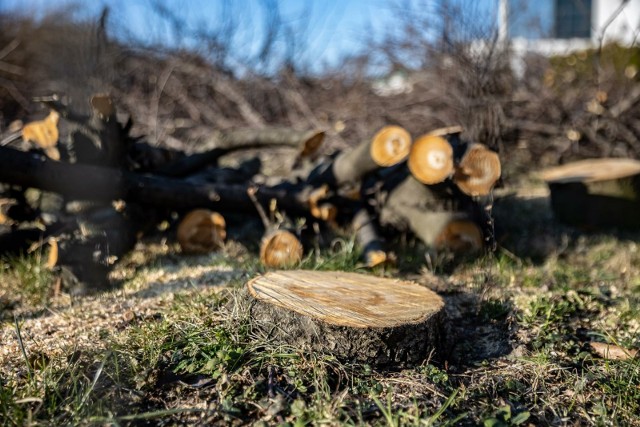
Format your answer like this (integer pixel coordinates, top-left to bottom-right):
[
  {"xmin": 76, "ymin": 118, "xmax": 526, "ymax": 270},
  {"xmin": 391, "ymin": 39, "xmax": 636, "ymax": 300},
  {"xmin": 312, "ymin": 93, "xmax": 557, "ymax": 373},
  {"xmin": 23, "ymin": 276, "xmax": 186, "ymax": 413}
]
[
  {"xmin": 1, "ymin": 0, "xmax": 507, "ymax": 73},
  {"xmin": 0, "ymin": 0, "xmax": 394, "ymax": 71}
]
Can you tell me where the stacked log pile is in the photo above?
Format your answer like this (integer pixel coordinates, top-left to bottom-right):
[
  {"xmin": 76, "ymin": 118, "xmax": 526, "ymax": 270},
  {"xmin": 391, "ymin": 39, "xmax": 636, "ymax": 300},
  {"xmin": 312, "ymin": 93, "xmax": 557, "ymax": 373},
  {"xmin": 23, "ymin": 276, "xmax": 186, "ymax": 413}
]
[{"xmin": 0, "ymin": 94, "xmax": 501, "ymax": 293}]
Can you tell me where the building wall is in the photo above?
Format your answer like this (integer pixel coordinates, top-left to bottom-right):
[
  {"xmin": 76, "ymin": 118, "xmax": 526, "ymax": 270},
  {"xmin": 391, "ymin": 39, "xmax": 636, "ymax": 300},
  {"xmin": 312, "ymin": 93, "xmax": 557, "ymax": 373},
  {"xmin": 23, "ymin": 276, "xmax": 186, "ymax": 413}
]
[
  {"xmin": 593, "ymin": 0, "xmax": 640, "ymax": 44},
  {"xmin": 509, "ymin": 0, "xmax": 639, "ymax": 59}
]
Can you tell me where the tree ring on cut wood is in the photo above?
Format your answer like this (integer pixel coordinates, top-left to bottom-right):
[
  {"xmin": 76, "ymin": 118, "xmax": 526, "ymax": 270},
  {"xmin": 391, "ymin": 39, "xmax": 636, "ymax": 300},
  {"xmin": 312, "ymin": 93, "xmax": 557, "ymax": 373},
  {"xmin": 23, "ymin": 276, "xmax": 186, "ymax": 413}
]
[
  {"xmin": 177, "ymin": 209, "xmax": 226, "ymax": 253},
  {"xmin": 259, "ymin": 230, "xmax": 304, "ymax": 268},
  {"xmin": 408, "ymin": 135, "xmax": 454, "ymax": 184},
  {"xmin": 434, "ymin": 219, "xmax": 483, "ymax": 252},
  {"xmin": 453, "ymin": 144, "xmax": 501, "ymax": 196},
  {"xmin": 370, "ymin": 126, "xmax": 412, "ymax": 167},
  {"xmin": 246, "ymin": 270, "xmax": 445, "ymax": 367}
]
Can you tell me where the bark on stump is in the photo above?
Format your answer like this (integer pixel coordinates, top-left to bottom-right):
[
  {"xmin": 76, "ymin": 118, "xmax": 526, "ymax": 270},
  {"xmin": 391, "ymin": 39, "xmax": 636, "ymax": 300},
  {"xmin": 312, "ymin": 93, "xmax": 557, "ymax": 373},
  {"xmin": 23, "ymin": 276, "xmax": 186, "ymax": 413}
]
[{"xmin": 246, "ymin": 270, "xmax": 445, "ymax": 367}]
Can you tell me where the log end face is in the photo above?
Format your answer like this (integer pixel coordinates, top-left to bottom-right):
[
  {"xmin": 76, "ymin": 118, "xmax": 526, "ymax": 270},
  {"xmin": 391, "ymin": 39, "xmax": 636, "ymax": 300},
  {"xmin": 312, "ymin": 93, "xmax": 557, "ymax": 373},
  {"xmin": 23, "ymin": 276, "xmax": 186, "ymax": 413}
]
[
  {"xmin": 408, "ymin": 135, "xmax": 454, "ymax": 184},
  {"xmin": 454, "ymin": 144, "xmax": 501, "ymax": 196},
  {"xmin": 299, "ymin": 131, "xmax": 325, "ymax": 158},
  {"xmin": 370, "ymin": 126, "xmax": 412, "ymax": 167},
  {"xmin": 435, "ymin": 219, "xmax": 483, "ymax": 253},
  {"xmin": 177, "ymin": 209, "xmax": 226, "ymax": 254},
  {"xmin": 259, "ymin": 230, "xmax": 304, "ymax": 268}
]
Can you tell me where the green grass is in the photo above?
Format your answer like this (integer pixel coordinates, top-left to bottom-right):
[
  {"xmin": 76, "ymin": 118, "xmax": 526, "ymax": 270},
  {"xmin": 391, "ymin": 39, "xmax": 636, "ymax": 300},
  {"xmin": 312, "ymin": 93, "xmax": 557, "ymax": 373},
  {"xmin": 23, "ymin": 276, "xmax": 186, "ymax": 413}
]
[{"xmin": 1, "ymin": 222, "xmax": 640, "ymax": 426}]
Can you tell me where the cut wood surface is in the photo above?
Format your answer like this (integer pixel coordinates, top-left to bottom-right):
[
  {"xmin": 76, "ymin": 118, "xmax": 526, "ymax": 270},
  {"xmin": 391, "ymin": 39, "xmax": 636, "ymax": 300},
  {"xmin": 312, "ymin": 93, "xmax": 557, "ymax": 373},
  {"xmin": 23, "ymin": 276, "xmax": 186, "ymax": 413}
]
[
  {"xmin": 247, "ymin": 270, "xmax": 445, "ymax": 366},
  {"xmin": 259, "ymin": 230, "xmax": 304, "ymax": 268},
  {"xmin": 247, "ymin": 270, "xmax": 443, "ymax": 328},
  {"xmin": 453, "ymin": 144, "xmax": 501, "ymax": 196},
  {"xmin": 369, "ymin": 125, "xmax": 412, "ymax": 167},
  {"xmin": 177, "ymin": 209, "xmax": 226, "ymax": 254},
  {"xmin": 539, "ymin": 158, "xmax": 640, "ymax": 183},
  {"xmin": 408, "ymin": 134, "xmax": 454, "ymax": 184}
]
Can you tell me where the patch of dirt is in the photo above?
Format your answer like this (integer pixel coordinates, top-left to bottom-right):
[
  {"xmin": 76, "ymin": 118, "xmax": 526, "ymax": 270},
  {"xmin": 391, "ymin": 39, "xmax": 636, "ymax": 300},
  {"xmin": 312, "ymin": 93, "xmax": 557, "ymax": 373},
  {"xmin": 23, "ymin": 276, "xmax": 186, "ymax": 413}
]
[{"xmin": 0, "ymin": 249, "xmax": 243, "ymax": 379}]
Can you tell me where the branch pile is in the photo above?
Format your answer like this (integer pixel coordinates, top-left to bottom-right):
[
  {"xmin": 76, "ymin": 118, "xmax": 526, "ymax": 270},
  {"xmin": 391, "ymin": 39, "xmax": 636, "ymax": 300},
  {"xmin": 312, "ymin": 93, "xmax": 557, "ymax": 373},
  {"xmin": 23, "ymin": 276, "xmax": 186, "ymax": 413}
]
[{"xmin": 0, "ymin": 93, "xmax": 501, "ymax": 293}]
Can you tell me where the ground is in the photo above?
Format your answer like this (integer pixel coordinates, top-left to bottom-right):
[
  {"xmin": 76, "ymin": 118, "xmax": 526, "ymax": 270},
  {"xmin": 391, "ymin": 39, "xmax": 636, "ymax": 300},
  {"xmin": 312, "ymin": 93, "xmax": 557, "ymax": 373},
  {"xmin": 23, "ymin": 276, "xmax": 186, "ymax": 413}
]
[{"xmin": 1, "ymin": 184, "xmax": 639, "ymax": 426}]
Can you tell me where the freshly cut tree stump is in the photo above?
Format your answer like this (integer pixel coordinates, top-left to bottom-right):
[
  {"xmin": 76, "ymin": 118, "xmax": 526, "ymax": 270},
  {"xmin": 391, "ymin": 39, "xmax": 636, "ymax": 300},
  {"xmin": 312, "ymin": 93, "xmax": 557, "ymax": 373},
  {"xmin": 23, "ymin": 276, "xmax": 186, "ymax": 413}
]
[
  {"xmin": 539, "ymin": 158, "xmax": 640, "ymax": 229},
  {"xmin": 247, "ymin": 270, "xmax": 445, "ymax": 367}
]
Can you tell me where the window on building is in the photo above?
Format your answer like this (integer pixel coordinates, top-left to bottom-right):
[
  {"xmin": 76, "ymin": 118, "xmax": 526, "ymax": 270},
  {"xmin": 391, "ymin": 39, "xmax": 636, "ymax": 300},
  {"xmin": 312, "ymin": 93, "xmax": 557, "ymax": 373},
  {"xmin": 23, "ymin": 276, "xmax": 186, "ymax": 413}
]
[{"xmin": 554, "ymin": 0, "xmax": 592, "ymax": 38}]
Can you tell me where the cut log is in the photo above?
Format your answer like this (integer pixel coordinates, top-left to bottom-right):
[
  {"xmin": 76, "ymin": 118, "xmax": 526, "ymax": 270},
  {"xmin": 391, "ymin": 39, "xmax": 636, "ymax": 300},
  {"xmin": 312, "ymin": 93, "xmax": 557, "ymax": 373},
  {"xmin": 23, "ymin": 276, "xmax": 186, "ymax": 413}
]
[
  {"xmin": 539, "ymin": 158, "xmax": 640, "ymax": 228},
  {"xmin": 379, "ymin": 175, "xmax": 483, "ymax": 252},
  {"xmin": 408, "ymin": 134, "xmax": 454, "ymax": 185},
  {"xmin": 259, "ymin": 230, "xmax": 304, "ymax": 268},
  {"xmin": 308, "ymin": 126, "xmax": 411, "ymax": 187},
  {"xmin": 307, "ymin": 185, "xmax": 338, "ymax": 224},
  {"xmin": 453, "ymin": 143, "xmax": 501, "ymax": 196},
  {"xmin": 245, "ymin": 186, "xmax": 305, "ymax": 269},
  {"xmin": 246, "ymin": 270, "xmax": 445, "ymax": 367},
  {"xmin": 177, "ymin": 209, "xmax": 226, "ymax": 254},
  {"xmin": 154, "ymin": 129, "xmax": 324, "ymax": 178},
  {"xmin": 0, "ymin": 146, "xmax": 324, "ymax": 215},
  {"xmin": 353, "ymin": 208, "xmax": 393, "ymax": 267},
  {"xmin": 369, "ymin": 125, "xmax": 412, "ymax": 167}
]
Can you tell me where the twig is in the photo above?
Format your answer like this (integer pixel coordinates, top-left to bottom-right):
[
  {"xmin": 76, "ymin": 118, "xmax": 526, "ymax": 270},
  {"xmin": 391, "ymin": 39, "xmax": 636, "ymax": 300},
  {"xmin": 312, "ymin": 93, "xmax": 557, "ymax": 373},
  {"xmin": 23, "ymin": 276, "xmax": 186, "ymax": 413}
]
[{"xmin": 14, "ymin": 316, "xmax": 33, "ymax": 379}]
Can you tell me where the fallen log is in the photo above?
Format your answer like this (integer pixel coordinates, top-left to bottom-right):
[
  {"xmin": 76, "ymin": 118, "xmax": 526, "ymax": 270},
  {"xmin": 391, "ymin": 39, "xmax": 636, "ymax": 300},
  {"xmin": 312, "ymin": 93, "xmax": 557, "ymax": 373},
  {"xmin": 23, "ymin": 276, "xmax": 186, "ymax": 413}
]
[
  {"xmin": 379, "ymin": 175, "xmax": 483, "ymax": 252},
  {"xmin": 308, "ymin": 126, "xmax": 411, "ymax": 188},
  {"xmin": 0, "ymin": 146, "xmax": 319, "ymax": 214},
  {"xmin": 152, "ymin": 128, "xmax": 325, "ymax": 177},
  {"xmin": 246, "ymin": 270, "xmax": 445, "ymax": 367}
]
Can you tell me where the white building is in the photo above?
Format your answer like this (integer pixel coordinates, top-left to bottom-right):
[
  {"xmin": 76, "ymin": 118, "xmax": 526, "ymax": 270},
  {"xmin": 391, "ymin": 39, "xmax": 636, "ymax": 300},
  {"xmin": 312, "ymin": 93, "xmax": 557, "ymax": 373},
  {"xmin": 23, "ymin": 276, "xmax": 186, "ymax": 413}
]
[{"xmin": 505, "ymin": 0, "xmax": 640, "ymax": 57}]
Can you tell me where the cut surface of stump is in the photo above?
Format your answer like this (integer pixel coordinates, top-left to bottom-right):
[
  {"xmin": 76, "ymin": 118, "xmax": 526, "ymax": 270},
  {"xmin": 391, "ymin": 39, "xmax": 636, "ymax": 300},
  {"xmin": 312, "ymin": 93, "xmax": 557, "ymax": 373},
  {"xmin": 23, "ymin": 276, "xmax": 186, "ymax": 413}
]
[
  {"xmin": 539, "ymin": 158, "xmax": 640, "ymax": 228},
  {"xmin": 247, "ymin": 270, "xmax": 445, "ymax": 366}
]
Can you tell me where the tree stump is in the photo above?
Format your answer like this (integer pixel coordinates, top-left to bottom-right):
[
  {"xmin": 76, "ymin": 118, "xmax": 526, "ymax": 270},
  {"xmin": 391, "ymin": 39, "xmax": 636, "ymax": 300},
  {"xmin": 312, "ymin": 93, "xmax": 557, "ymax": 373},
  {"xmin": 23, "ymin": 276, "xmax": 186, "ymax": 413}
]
[
  {"xmin": 539, "ymin": 158, "xmax": 640, "ymax": 229},
  {"xmin": 246, "ymin": 270, "xmax": 445, "ymax": 367}
]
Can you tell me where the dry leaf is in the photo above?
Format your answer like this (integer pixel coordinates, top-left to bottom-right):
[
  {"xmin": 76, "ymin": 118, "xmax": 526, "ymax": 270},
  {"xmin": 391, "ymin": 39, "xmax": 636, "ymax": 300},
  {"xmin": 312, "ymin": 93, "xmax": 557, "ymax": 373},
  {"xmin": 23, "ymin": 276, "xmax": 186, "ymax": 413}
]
[{"xmin": 589, "ymin": 342, "xmax": 638, "ymax": 361}]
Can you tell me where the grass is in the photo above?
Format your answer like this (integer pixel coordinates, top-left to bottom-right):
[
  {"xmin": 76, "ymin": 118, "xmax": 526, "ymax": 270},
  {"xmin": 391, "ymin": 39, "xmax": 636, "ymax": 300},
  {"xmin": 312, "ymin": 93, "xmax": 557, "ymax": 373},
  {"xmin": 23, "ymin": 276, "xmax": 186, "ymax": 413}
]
[{"xmin": 1, "ymin": 197, "xmax": 640, "ymax": 426}]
